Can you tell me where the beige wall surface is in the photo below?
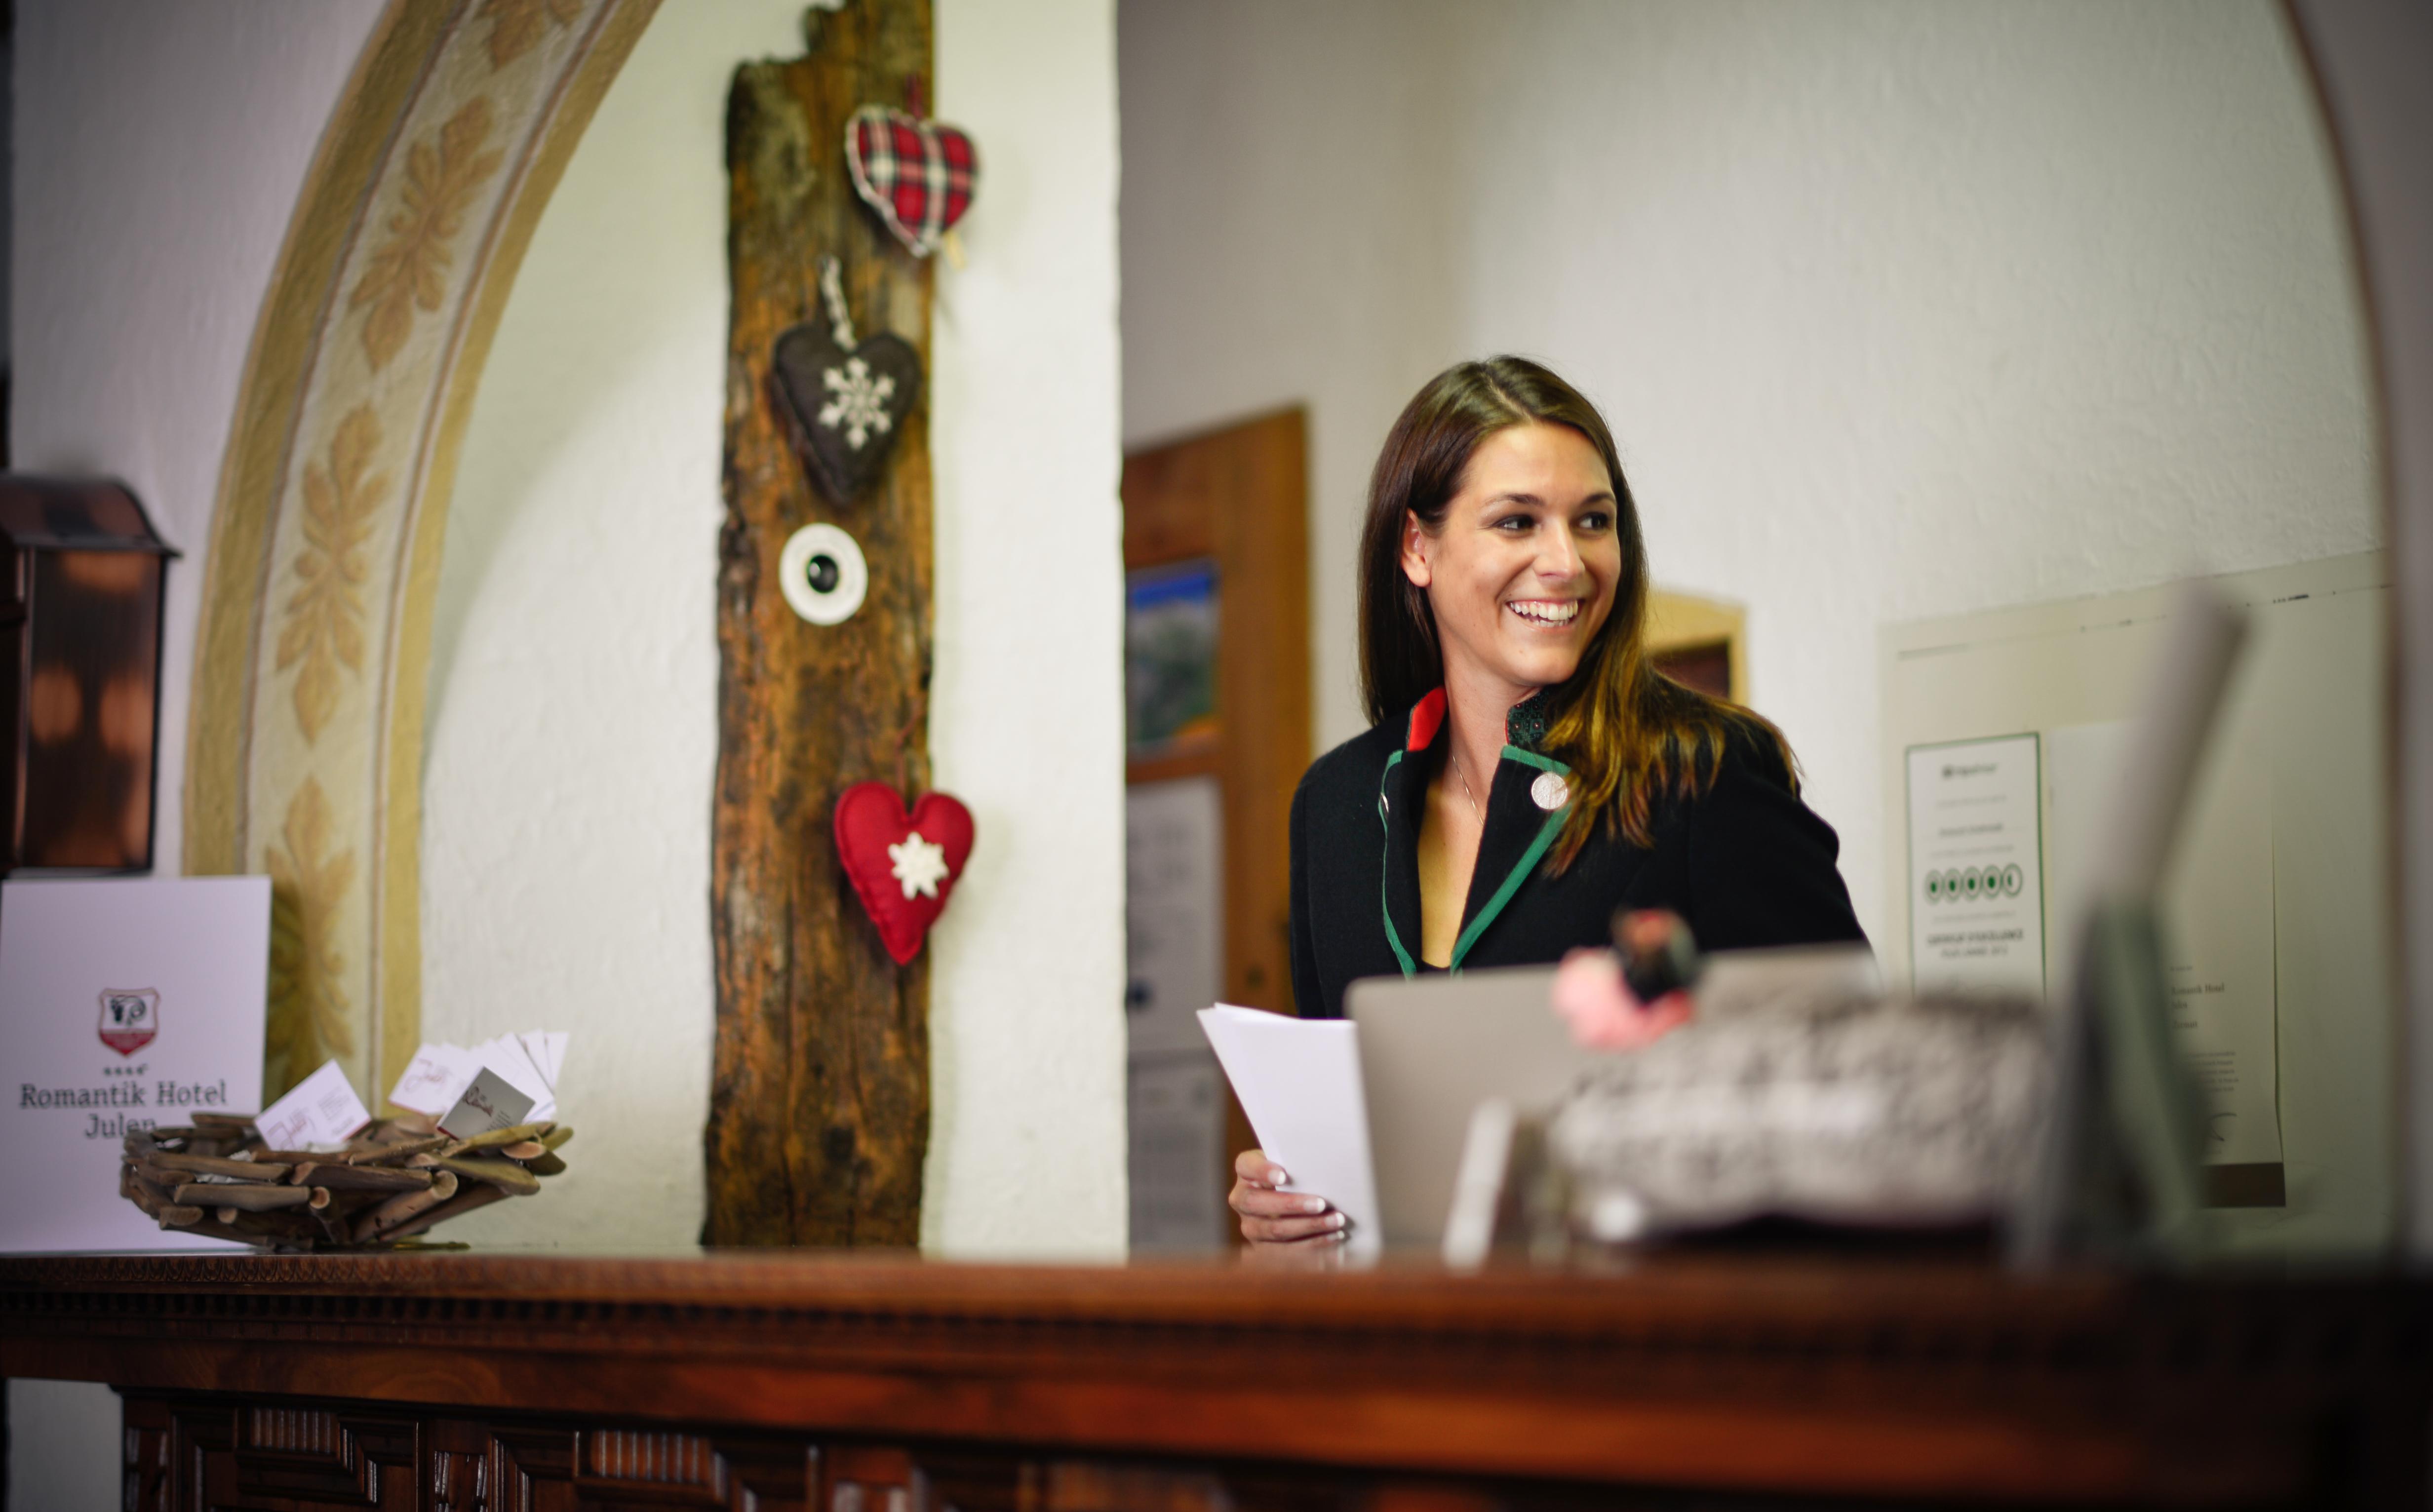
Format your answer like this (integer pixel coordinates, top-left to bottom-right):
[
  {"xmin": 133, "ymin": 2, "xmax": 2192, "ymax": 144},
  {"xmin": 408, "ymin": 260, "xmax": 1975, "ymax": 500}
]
[{"xmin": 1119, "ymin": 0, "xmax": 2379, "ymax": 950}]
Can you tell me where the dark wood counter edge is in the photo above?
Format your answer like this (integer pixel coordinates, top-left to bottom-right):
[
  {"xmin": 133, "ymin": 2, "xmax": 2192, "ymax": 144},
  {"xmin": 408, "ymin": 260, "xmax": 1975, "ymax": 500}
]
[
  {"xmin": 5, "ymin": 1251, "xmax": 2428, "ymax": 1504},
  {"xmin": 0, "ymin": 1245, "xmax": 2310, "ymax": 1319}
]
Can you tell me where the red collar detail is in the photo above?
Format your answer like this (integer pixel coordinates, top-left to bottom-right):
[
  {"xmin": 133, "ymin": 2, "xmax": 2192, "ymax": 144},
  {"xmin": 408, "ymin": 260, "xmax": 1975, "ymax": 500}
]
[{"xmin": 1406, "ymin": 688, "xmax": 1447, "ymax": 752}]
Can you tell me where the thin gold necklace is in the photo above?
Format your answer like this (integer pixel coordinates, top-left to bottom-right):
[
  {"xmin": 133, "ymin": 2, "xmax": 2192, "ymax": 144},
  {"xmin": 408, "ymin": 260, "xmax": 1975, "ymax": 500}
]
[{"xmin": 1449, "ymin": 750, "xmax": 1483, "ymax": 820}]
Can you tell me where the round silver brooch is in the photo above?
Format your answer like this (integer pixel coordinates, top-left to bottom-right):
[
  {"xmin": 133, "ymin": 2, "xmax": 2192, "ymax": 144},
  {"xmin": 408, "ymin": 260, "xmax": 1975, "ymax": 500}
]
[{"xmin": 1530, "ymin": 771, "xmax": 1570, "ymax": 811}]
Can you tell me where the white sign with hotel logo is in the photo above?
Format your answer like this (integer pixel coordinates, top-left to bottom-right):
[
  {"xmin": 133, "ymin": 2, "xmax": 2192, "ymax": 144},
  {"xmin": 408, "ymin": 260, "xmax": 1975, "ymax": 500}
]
[{"xmin": 0, "ymin": 877, "xmax": 270, "ymax": 1251}]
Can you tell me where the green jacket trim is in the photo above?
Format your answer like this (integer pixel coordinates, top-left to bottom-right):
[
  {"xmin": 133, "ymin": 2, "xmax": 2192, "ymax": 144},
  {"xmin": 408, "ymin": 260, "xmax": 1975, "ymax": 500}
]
[
  {"xmin": 1377, "ymin": 748, "xmax": 1418, "ymax": 975},
  {"xmin": 1378, "ymin": 738, "xmax": 1575, "ymax": 977},
  {"xmin": 1448, "ymin": 746, "xmax": 1573, "ymax": 970}
]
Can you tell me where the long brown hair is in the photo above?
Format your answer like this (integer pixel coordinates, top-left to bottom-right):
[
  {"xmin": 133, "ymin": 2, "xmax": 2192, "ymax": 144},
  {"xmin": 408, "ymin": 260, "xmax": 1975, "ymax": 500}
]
[{"xmin": 1356, "ymin": 356, "xmax": 1795, "ymax": 866}]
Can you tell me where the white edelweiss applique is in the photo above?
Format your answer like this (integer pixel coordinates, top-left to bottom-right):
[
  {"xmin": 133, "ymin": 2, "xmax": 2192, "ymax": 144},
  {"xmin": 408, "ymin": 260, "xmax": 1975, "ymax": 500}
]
[
  {"xmin": 818, "ymin": 356, "xmax": 897, "ymax": 449},
  {"xmin": 888, "ymin": 830, "xmax": 950, "ymax": 899}
]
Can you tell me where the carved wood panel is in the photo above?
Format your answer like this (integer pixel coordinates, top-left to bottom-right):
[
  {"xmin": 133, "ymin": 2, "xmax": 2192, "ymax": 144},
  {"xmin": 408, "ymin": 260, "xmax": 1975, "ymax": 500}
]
[
  {"xmin": 124, "ymin": 1395, "xmax": 1424, "ymax": 1512},
  {"xmin": 430, "ymin": 1446, "xmax": 489, "ymax": 1512},
  {"xmin": 108, "ymin": 1380, "xmax": 2413, "ymax": 1512},
  {"xmin": 167, "ymin": 1399, "xmax": 421, "ymax": 1508},
  {"xmin": 129, "ymin": 1399, "xmax": 818, "ymax": 1512},
  {"xmin": 493, "ymin": 1422, "xmax": 809, "ymax": 1511},
  {"xmin": 122, "ymin": 1394, "xmax": 174, "ymax": 1512}
]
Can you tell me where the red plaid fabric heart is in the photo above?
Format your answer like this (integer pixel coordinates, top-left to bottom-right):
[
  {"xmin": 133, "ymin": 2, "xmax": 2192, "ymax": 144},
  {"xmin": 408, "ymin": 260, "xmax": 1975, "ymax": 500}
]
[{"xmin": 845, "ymin": 106, "xmax": 979, "ymax": 259}]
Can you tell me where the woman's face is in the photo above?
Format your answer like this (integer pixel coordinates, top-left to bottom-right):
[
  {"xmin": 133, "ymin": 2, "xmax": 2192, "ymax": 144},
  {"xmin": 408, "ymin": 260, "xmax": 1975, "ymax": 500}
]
[{"xmin": 1400, "ymin": 422, "xmax": 1623, "ymax": 703}]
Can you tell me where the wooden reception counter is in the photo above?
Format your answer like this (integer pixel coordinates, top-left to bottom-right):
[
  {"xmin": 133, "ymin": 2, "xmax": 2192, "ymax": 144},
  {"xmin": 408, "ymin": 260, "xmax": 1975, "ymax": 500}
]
[{"xmin": 1, "ymin": 1248, "xmax": 2427, "ymax": 1509}]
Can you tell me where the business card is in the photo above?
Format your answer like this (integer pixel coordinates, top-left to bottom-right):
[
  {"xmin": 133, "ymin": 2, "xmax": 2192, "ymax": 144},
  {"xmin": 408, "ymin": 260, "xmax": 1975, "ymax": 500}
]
[
  {"xmin": 439, "ymin": 1066, "xmax": 537, "ymax": 1138},
  {"xmin": 257, "ymin": 1057, "xmax": 372, "ymax": 1151}
]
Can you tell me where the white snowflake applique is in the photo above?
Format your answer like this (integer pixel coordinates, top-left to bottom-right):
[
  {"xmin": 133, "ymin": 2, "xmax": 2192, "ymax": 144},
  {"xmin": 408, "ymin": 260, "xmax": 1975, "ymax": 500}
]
[
  {"xmin": 888, "ymin": 830, "xmax": 950, "ymax": 900},
  {"xmin": 818, "ymin": 356, "xmax": 897, "ymax": 450}
]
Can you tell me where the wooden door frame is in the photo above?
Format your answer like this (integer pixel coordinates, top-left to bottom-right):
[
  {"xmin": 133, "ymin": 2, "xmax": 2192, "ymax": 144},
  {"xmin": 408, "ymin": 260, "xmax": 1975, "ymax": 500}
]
[
  {"xmin": 1121, "ymin": 408, "xmax": 1310, "ymax": 1016},
  {"xmin": 1123, "ymin": 408, "xmax": 1310, "ymax": 1243}
]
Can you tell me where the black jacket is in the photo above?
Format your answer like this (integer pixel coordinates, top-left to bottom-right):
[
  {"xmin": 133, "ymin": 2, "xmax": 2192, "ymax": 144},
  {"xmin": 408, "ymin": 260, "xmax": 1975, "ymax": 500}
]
[{"xmin": 1289, "ymin": 689, "xmax": 1868, "ymax": 1020}]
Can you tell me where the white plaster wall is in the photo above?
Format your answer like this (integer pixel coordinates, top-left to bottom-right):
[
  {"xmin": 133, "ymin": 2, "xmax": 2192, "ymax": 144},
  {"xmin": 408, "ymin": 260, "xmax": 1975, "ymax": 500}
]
[
  {"xmin": 1119, "ymin": 0, "xmax": 2377, "ymax": 947},
  {"xmin": 10, "ymin": 3, "xmax": 385, "ymax": 1502},
  {"xmin": 423, "ymin": 0, "xmax": 1127, "ymax": 1257},
  {"xmin": 418, "ymin": 0, "xmax": 797, "ymax": 1251},
  {"xmin": 926, "ymin": 0, "xmax": 1128, "ymax": 1257}
]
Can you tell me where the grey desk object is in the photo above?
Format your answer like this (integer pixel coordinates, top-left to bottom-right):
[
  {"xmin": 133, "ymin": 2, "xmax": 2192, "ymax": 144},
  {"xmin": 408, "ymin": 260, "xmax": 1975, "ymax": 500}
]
[
  {"xmin": 2011, "ymin": 582, "xmax": 2250, "ymax": 1269},
  {"xmin": 1348, "ymin": 965, "xmax": 1585, "ymax": 1250}
]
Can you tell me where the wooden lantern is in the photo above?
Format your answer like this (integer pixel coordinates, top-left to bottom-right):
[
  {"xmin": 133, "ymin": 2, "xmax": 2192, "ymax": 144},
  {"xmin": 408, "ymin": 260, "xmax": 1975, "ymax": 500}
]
[{"xmin": 0, "ymin": 477, "xmax": 177, "ymax": 873}]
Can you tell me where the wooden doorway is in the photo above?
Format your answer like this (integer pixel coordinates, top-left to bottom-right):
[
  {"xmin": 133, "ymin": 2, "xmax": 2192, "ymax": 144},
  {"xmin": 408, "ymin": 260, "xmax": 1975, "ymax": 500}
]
[
  {"xmin": 1121, "ymin": 409, "xmax": 1308, "ymax": 1251},
  {"xmin": 1647, "ymin": 588, "xmax": 1747, "ymax": 701}
]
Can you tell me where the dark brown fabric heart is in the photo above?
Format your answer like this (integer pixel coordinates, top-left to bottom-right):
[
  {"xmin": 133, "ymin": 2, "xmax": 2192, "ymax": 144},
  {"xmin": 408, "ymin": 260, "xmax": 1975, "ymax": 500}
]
[{"xmin": 768, "ymin": 322, "xmax": 923, "ymax": 504}]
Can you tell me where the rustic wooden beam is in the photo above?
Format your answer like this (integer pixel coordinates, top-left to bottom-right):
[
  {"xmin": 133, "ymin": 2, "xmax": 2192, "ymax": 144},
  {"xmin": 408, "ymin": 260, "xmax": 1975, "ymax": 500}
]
[{"xmin": 706, "ymin": 0, "xmax": 936, "ymax": 1246}]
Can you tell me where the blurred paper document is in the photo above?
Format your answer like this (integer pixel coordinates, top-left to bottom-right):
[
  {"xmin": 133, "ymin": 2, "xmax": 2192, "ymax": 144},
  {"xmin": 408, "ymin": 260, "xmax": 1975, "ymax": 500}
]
[
  {"xmin": 1196, "ymin": 1005, "xmax": 1380, "ymax": 1257},
  {"xmin": 2048, "ymin": 721, "xmax": 2281, "ymax": 1172}
]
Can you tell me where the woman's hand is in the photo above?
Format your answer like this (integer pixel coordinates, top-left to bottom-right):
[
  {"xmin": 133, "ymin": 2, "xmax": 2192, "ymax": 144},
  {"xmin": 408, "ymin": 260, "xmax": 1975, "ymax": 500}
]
[
  {"xmin": 1551, "ymin": 946, "xmax": 1694, "ymax": 1049},
  {"xmin": 1228, "ymin": 1148, "xmax": 1349, "ymax": 1245}
]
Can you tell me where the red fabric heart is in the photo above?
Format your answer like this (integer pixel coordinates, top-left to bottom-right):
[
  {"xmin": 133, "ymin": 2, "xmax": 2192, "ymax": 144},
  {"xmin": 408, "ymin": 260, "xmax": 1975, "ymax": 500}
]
[
  {"xmin": 834, "ymin": 782, "xmax": 976, "ymax": 965},
  {"xmin": 844, "ymin": 106, "xmax": 979, "ymax": 258}
]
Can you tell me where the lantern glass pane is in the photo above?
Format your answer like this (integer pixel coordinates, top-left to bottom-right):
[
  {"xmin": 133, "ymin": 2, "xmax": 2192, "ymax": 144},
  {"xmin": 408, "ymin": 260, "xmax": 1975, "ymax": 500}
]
[{"xmin": 23, "ymin": 549, "xmax": 159, "ymax": 870}]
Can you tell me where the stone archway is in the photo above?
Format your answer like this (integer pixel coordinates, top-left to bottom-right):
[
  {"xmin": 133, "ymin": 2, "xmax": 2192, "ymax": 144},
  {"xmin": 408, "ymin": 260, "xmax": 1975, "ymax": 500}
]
[{"xmin": 184, "ymin": 0, "xmax": 659, "ymax": 1099}]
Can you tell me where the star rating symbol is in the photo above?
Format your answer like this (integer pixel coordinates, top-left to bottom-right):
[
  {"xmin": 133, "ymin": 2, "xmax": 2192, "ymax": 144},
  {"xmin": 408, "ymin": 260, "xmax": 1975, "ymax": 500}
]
[{"xmin": 888, "ymin": 830, "xmax": 950, "ymax": 899}]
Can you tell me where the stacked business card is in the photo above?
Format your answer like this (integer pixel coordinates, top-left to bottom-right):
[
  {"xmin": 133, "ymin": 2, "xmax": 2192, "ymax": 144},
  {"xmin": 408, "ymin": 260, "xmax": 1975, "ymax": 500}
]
[{"xmin": 388, "ymin": 1031, "xmax": 567, "ymax": 1136}]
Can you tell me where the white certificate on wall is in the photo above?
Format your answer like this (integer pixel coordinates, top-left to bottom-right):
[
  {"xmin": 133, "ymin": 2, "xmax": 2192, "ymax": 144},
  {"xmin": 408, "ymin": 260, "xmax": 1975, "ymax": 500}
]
[
  {"xmin": 2047, "ymin": 721, "xmax": 2281, "ymax": 1170},
  {"xmin": 1906, "ymin": 734, "xmax": 2046, "ymax": 998},
  {"xmin": 0, "ymin": 877, "xmax": 271, "ymax": 1251},
  {"xmin": 1125, "ymin": 777, "xmax": 1223, "ymax": 1056}
]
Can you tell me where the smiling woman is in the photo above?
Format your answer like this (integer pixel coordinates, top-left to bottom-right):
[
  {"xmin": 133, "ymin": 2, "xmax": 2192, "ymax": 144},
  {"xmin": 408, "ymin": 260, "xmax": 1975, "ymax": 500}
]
[
  {"xmin": 1397, "ymin": 417, "xmax": 1624, "ymax": 969},
  {"xmin": 1230, "ymin": 357, "xmax": 1868, "ymax": 1247}
]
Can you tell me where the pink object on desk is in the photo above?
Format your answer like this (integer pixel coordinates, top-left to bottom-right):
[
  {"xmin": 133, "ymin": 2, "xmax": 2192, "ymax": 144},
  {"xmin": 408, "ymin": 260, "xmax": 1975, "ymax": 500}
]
[{"xmin": 1550, "ymin": 947, "xmax": 1693, "ymax": 1050}]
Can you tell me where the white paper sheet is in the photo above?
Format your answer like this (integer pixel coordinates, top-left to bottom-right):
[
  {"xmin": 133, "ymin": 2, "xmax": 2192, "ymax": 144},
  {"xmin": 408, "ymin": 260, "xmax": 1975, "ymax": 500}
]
[
  {"xmin": 2048, "ymin": 720, "xmax": 2282, "ymax": 1168},
  {"xmin": 1196, "ymin": 1004, "xmax": 1381, "ymax": 1257},
  {"xmin": 1127, "ymin": 780, "xmax": 1223, "ymax": 1057},
  {"xmin": 1126, "ymin": 1050, "xmax": 1229, "ymax": 1253}
]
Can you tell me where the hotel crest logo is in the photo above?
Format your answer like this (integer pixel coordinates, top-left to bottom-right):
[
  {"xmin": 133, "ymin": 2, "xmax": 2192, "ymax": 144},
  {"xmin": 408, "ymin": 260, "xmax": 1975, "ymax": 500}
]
[{"xmin": 98, "ymin": 988, "xmax": 160, "ymax": 1057}]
